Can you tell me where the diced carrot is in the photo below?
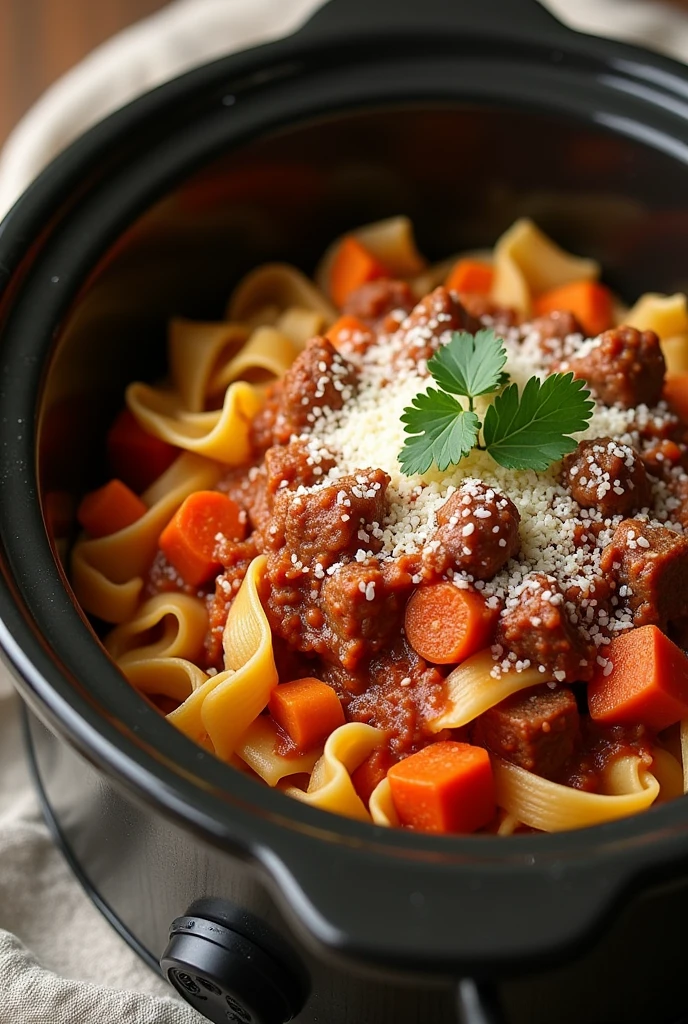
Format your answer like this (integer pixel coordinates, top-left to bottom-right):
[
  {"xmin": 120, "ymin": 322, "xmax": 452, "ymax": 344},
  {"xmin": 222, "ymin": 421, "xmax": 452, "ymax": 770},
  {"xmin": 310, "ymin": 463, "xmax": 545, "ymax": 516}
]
[
  {"xmin": 268, "ymin": 677, "xmax": 345, "ymax": 753},
  {"xmin": 159, "ymin": 490, "xmax": 245, "ymax": 587},
  {"xmin": 107, "ymin": 408, "xmax": 178, "ymax": 493},
  {"xmin": 445, "ymin": 259, "xmax": 494, "ymax": 296},
  {"xmin": 388, "ymin": 741, "xmax": 495, "ymax": 834},
  {"xmin": 533, "ymin": 280, "xmax": 614, "ymax": 337},
  {"xmin": 351, "ymin": 747, "xmax": 394, "ymax": 805},
  {"xmin": 404, "ymin": 582, "xmax": 499, "ymax": 665},
  {"xmin": 588, "ymin": 625, "xmax": 688, "ymax": 732},
  {"xmin": 329, "ymin": 236, "xmax": 389, "ymax": 309},
  {"xmin": 77, "ymin": 479, "xmax": 147, "ymax": 539},
  {"xmin": 663, "ymin": 374, "xmax": 688, "ymax": 425},
  {"xmin": 325, "ymin": 315, "xmax": 376, "ymax": 353}
]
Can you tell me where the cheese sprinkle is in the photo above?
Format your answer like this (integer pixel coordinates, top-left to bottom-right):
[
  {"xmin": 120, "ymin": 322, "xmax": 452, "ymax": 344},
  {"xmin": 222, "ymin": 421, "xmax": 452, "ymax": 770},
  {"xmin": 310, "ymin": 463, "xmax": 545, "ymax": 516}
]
[{"xmin": 288, "ymin": 311, "xmax": 686, "ymax": 667}]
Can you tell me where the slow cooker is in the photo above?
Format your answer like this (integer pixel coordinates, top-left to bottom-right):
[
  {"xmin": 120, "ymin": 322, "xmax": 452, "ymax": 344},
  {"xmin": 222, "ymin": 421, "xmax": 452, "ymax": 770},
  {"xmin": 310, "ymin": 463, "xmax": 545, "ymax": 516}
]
[{"xmin": 2, "ymin": 0, "xmax": 688, "ymax": 1021}]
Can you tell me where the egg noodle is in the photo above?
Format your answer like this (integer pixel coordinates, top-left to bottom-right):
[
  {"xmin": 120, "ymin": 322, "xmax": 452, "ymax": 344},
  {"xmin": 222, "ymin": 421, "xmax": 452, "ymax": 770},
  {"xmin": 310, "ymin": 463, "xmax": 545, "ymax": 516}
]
[{"xmin": 71, "ymin": 216, "xmax": 688, "ymax": 834}]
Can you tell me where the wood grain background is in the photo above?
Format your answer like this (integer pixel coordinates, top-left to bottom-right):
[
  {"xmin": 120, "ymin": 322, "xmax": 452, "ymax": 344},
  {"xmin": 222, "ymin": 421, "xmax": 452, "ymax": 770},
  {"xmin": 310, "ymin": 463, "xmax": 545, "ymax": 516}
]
[
  {"xmin": 0, "ymin": 0, "xmax": 167, "ymax": 146},
  {"xmin": 1, "ymin": 0, "xmax": 687, "ymax": 149}
]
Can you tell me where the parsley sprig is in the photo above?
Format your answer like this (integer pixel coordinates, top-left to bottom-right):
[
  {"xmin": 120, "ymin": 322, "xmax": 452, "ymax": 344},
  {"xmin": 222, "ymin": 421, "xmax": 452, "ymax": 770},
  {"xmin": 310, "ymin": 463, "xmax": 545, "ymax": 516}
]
[{"xmin": 399, "ymin": 328, "xmax": 594, "ymax": 476}]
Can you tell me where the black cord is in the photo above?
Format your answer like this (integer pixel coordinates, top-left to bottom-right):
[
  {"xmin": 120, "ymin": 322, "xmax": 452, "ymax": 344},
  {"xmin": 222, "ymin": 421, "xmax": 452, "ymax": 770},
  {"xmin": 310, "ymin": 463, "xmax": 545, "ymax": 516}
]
[{"xmin": 456, "ymin": 979, "xmax": 506, "ymax": 1024}]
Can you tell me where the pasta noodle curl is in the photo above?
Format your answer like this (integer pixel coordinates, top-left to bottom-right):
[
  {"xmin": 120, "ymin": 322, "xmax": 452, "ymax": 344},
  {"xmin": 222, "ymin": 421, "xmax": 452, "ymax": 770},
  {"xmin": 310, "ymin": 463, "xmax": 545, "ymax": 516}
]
[
  {"xmin": 284, "ymin": 723, "xmax": 386, "ymax": 822},
  {"xmin": 369, "ymin": 778, "xmax": 399, "ymax": 828},
  {"xmin": 226, "ymin": 263, "xmax": 336, "ymax": 327},
  {"xmin": 106, "ymin": 591, "xmax": 207, "ymax": 662},
  {"xmin": 492, "ymin": 755, "xmax": 659, "ymax": 832},
  {"xmin": 168, "ymin": 555, "xmax": 277, "ymax": 759},
  {"xmin": 235, "ymin": 717, "xmax": 321, "ymax": 787},
  {"xmin": 625, "ymin": 292, "xmax": 688, "ymax": 375},
  {"xmin": 126, "ymin": 379, "xmax": 262, "ymax": 464},
  {"xmin": 492, "ymin": 218, "xmax": 599, "ymax": 315},
  {"xmin": 168, "ymin": 318, "xmax": 250, "ymax": 412},
  {"xmin": 428, "ymin": 648, "xmax": 550, "ymax": 732}
]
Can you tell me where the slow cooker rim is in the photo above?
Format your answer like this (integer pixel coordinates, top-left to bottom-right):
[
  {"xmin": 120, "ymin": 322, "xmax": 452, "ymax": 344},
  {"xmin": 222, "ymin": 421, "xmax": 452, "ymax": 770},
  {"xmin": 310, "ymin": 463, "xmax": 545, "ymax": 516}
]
[{"xmin": 2, "ymin": 6, "xmax": 688, "ymax": 972}]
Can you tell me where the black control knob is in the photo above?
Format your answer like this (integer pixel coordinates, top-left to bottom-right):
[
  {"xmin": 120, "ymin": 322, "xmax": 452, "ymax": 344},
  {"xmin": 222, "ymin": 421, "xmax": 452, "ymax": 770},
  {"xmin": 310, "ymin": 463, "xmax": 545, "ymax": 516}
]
[{"xmin": 161, "ymin": 900, "xmax": 309, "ymax": 1024}]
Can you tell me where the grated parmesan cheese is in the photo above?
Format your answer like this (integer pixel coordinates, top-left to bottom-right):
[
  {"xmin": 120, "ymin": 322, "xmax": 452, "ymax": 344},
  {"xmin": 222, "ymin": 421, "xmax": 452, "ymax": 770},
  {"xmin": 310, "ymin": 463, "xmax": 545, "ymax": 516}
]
[{"xmin": 284, "ymin": 314, "xmax": 685, "ymax": 654}]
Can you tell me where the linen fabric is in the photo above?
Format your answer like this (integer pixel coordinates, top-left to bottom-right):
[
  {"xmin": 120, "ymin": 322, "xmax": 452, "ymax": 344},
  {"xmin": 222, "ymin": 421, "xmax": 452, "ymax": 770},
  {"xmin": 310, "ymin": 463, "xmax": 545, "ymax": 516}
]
[{"xmin": 0, "ymin": 1, "xmax": 685, "ymax": 1021}]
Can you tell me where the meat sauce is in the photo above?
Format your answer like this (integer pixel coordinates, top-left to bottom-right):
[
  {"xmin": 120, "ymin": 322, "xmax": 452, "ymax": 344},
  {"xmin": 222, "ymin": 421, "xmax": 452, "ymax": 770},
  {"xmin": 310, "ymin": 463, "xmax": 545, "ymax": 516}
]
[
  {"xmin": 171, "ymin": 300, "xmax": 686, "ymax": 802},
  {"xmin": 90, "ymin": 224, "xmax": 688, "ymax": 834}
]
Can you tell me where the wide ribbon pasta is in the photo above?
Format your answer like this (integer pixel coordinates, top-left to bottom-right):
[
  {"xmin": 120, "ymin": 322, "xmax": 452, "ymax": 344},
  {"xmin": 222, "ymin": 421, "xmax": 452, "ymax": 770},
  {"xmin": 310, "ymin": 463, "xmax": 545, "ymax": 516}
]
[
  {"xmin": 71, "ymin": 452, "xmax": 221, "ymax": 623},
  {"xmin": 121, "ymin": 657, "xmax": 209, "ymax": 704},
  {"xmin": 428, "ymin": 648, "xmax": 550, "ymax": 732},
  {"xmin": 493, "ymin": 755, "xmax": 660, "ymax": 832},
  {"xmin": 208, "ymin": 326, "xmax": 298, "ymax": 396},
  {"xmin": 273, "ymin": 307, "xmax": 327, "ymax": 347},
  {"xmin": 126, "ymin": 378, "xmax": 262, "ymax": 464},
  {"xmin": 651, "ymin": 746, "xmax": 684, "ymax": 803},
  {"xmin": 626, "ymin": 292, "xmax": 688, "ymax": 375},
  {"xmin": 106, "ymin": 592, "xmax": 208, "ymax": 664},
  {"xmin": 168, "ymin": 555, "xmax": 277, "ymax": 759},
  {"xmin": 284, "ymin": 723, "xmax": 385, "ymax": 822},
  {"xmin": 226, "ymin": 263, "xmax": 336, "ymax": 327},
  {"xmin": 369, "ymin": 778, "xmax": 399, "ymax": 828},
  {"xmin": 236, "ymin": 717, "xmax": 321, "ymax": 787},
  {"xmin": 168, "ymin": 319, "xmax": 250, "ymax": 412},
  {"xmin": 491, "ymin": 218, "xmax": 599, "ymax": 315}
]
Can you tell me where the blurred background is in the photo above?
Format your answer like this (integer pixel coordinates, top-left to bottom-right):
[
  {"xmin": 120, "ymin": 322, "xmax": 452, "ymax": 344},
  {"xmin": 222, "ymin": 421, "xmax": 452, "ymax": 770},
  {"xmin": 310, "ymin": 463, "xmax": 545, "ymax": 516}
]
[
  {"xmin": 0, "ymin": 0, "xmax": 167, "ymax": 145},
  {"xmin": 3, "ymin": 0, "xmax": 688, "ymax": 150}
]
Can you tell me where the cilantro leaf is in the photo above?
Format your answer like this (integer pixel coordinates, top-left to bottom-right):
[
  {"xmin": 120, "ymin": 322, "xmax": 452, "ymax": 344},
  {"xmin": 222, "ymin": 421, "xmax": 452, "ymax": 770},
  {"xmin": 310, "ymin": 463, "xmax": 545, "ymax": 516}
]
[
  {"xmin": 427, "ymin": 328, "xmax": 508, "ymax": 399},
  {"xmin": 482, "ymin": 372, "xmax": 594, "ymax": 471},
  {"xmin": 399, "ymin": 388, "xmax": 480, "ymax": 475}
]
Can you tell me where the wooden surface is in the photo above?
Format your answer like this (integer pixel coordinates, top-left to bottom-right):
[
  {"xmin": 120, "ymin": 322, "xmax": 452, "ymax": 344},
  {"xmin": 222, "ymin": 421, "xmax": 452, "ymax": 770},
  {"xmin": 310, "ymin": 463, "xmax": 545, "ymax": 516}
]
[
  {"xmin": 0, "ymin": 0, "xmax": 168, "ymax": 146},
  {"xmin": 1, "ymin": 0, "xmax": 687, "ymax": 149}
]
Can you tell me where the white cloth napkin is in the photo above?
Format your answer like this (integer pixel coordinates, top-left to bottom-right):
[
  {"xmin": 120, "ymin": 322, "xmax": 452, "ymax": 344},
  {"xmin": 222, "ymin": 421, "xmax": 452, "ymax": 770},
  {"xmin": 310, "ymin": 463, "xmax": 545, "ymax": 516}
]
[{"xmin": 0, "ymin": 1, "xmax": 686, "ymax": 1022}]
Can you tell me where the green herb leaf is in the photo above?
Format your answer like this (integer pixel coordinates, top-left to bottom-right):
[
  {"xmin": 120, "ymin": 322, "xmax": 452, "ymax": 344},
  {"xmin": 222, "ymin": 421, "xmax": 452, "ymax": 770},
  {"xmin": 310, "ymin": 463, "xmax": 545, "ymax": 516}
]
[
  {"xmin": 482, "ymin": 372, "xmax": 595, "ymax": 471},
  {"xmin": 399, "ymin": 388, "xmax": 481, "ymax": 475},
  {"xmin": 427, "ymin": 328, "xmax": 508, "ymax": 399}
]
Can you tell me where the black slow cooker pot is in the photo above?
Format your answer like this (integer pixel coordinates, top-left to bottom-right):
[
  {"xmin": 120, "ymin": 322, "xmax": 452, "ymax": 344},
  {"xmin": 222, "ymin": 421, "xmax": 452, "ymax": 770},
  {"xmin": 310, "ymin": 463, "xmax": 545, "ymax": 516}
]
[{"xmin": 2, "ymin": 1, "xmax": 688, "ymax": 1021}]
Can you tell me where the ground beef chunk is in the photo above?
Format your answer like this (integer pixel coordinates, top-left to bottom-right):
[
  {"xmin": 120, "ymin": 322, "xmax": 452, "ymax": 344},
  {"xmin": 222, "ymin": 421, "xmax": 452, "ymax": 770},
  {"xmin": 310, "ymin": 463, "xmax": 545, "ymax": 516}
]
[
  {"xmin": 250, "ymin": 337, "xmax": 357, "ymax": 450},
  {"xmin": 204, "ymin": 537, "xmax": 259, "ymax": 669},
  {"xmin": 496, "ymin": 573, "xmax": 595, "ymax": 682},
  {"xmin": 249, "ymin": 384, "xmax": 282, "ymax": 454},
  {"xmin": 393, "ymin": 287, "xmax": 481, "ymax": 370},
  {"xmin": 264, "ymin": 439, "xmax": 335, "ymax": 497},
  {"xmin": 668, "ymin": 473, "xmax": 688, "ymax": 529},
  {"xmin": 472, "ymin": 684, "xmax": 580, "ymax": 778},
  {"xmin": 527, "ymin": 311, "xmax": 583, "ymax": 361},
  {"xmin": 563, "ymin": 326, "xmax": 665, "ymax": 409},
  {"xmin": 266, "ymin": 468, "xmax": 388, "ymax": 567},
  {"xmin": 561, "ymin": 437, "xmax": 651, "ymax": 516},
  {"xmin": 318, "ymin": 561, "xmax": 411, "ymax": 670},
  {"xmin": 600, "ymin": 519, "xmax": 688, "ymax": 629},
  {"xmin": 263, "ymin": 470, "xmax": 390, "ymax": 661},
  {"xmin": 423, "ymin": 482, "xmax": 520, "ymax": 580},
  {"xmin": 325, "ymin": 637, "xmax": 447, "ymax": 756},
  {"xmin": 342, "ymin": 279, "xmax": 415, "ymax": 326}
]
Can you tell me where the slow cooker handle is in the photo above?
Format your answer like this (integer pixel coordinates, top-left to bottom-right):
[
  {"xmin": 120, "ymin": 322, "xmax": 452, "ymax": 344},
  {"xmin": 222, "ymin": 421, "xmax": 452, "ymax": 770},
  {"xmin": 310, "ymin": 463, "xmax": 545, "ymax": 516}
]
[{"xmin": 300, "ymin": 0, "xmax": 571, "ymax": 42}]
